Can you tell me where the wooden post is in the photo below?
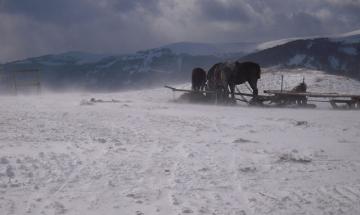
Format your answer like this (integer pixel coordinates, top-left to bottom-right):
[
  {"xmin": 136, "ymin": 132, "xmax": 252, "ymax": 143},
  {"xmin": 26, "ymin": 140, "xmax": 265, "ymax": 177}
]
[{"xmin": 281, "ymin": 75, "xmax": 284, "ymax": 92}]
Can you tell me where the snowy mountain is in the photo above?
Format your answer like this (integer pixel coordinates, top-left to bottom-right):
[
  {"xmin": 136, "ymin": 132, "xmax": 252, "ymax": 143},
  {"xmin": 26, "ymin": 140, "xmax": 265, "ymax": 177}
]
[
  {"xmin": 1, "ymin": 29, "xmax": 360, "ymax": 92},
  {"xmin": 0, "ymin": 40, "xmax": 302, "ymax": 92},
  {"xmin": 12, "ymin": 51, "xmax": 112, "ymax": 66},
  {"xmin": 332, "ymin": 29, "xmax": 360, "ymax": 44},
  {"xmin": 4, "ymin": 39, "xmax": 281, "ymax": 92},
  {"xmin": 161, "ymin": 39, "xmax": 315, "ymax": 56},
  {"xmin": 240, "ymin": 30, "xmax": 360, "ymax": 80},
  {"xmin": 161, "ymin": 41, "xmax": 257, "ymax": 56},
  {"xmin": 1, "ymin": 48, "xmax": 224, "ymax": 91}
]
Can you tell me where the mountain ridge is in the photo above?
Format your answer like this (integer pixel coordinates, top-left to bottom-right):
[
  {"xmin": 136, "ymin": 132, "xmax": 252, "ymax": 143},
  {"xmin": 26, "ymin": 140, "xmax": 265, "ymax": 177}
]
[
  {"xmin": 1, "ymin": 29, "xmax": 359, "ymax": 91},
  {"xmin": 239, "ymin": 35, "xmax": 360, "ymax": 79}
]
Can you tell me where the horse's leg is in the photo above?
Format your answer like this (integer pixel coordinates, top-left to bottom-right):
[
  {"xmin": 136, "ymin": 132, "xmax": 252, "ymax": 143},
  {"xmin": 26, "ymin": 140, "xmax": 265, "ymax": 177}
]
[
  {"xmin": 201, "ymin": 81, "xmax": 206, "ymax": 91},
  {"xmin": 229, "ymin": 83, "xmax": 235, "ymax": 99},
  {"xmin": 220, "ymin": 71, "xmax": 229, "ymax": 100},
  {"xmin": 248, "ymin": 80, "xmax": 258, "ymax": 96}
]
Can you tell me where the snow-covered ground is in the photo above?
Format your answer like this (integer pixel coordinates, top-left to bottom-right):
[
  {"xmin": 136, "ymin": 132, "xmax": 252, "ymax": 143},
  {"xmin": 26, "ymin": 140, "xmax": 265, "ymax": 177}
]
[{"xmin": 1, "ymin": 69, "xmax": 360, "ymax": 215}]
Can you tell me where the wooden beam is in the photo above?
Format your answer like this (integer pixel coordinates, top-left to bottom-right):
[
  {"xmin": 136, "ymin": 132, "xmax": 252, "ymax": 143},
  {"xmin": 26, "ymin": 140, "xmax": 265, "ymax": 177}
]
[
  {"xmin": 264, "ymin": 90, "xmax": 360, "ymax": 99},
  {"xmin": 164, "ymin": 85, "xmax": 259, "ymax": 97},
  {"xmin": 164, "ymin": 85, "xmax": 215, "ymax": 94}
]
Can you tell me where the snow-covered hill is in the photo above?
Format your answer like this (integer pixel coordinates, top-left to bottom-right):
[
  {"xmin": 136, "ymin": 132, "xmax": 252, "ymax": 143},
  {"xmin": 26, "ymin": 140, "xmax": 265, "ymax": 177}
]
[
  {"xmin": 161, "ymin": 40, "xmax": 311, "ymax": 56},
  {"xmin": 1, "ymin": 48, "xmax": 222, "ymax": 91},
  {"xmin": 332, "ymin": 29, "xmax": 360, "ymax": 44},
  {"xmin": 1, "ymin": 68, "xmax": 360, "ymax": 215},
  {"xmin": 1, "ymin": 29, "xmax": 360, "ymax": 92},
  {"xmin": 240, "ymin": 30, "xmax": 360, "ymax": 80},
  {"xmin": 12, "ymin": 51, "xmax": 112, "ymax": 66},
  {"xmin": 162, "ymin": 42, "xmax": 257, "ymax": 56},
  {"xmin": 254, "ymin": 29, "xmax": 360, "ymax": 52}
]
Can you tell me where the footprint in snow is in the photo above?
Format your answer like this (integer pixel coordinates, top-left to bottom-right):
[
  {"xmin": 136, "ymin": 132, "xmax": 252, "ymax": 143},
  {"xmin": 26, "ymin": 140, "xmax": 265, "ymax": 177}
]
[
  {"xmin": 293, "ymin": 120, "xmax": 310, "ymax": 127},
  {"xmin": 182, "ymin": 208, "xmax": 194, "ymax": 213},
  {"xmin": 233, "ymin": 138, "xmax": 258, "ymax": 144}
]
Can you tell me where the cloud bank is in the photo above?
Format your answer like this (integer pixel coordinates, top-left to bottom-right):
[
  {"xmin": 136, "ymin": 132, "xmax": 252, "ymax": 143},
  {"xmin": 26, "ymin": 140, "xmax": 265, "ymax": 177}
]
[{"xmin": 0, "ymin": 0, "xmax": 359, "ymax": 62}]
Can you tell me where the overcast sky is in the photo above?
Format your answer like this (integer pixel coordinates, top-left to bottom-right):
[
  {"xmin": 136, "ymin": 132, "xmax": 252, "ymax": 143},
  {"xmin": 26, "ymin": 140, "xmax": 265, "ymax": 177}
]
[{"xmin": 0, "ymin": 0, "xmax": 360, "ymax": 62}]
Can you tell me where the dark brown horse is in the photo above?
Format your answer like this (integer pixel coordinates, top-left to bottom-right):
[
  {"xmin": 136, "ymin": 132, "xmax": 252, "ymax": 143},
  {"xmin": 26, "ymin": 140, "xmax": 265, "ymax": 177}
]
[
  {"xmin": 191, "ymin": 68, "xmax": 207, "ymax": 91},
  {"xmin": 207, "ymin": 62, "xmax": 224, "ymax": 91},
  {"xmin": 207, "ymin": 61, "xmax": 261, "ymax": 98}
]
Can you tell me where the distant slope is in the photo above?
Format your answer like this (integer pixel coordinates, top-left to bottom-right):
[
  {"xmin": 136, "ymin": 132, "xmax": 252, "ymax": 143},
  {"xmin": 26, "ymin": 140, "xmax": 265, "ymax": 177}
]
[
  {"xmin": 162, "ymin": 42, "xmax": 257, "ymax": 56},
  {"xmin": 1, "ymin": 29, "xmax": 360, "ymax": 92},
  {"xmin": 161, "ymin": 40, "xmax": 305, "ymax": 56},
  {"xmin": 0, "ymin": 48, "xmax": 224, "ymax": 91},
  {"xmin": 239, "ymin": 31, "xmax": 360, "ymax": 80},
  {"xmin": 331, "ymin": 29, "xmax": 360, "ymax": 44}
]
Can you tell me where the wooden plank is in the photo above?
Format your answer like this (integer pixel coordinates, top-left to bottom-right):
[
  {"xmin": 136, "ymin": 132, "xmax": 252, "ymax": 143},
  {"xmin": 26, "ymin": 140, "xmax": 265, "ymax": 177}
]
[
  {"xmin": 264, "ymin": 90, "xmax": 360, "ymax": 98},
  {"xmin": 164, "ymin": 85, "xmax": 256, "ymax": 97},
  {"xmin": 164, "ymin": 86, "xmax": 216, "ymax": 94},
  {"xmin": 233, "ymin": 91, "xmax": 255, "ymax": 97},
  {"xmin": 330, "ymin": 99, "xmax": 353, "ymax": 103}
]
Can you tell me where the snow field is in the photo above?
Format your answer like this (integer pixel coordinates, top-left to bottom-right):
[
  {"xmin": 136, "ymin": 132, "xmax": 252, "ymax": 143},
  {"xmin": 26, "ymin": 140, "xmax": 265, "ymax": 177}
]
[{"xmin": 1, "ymin": 69, "xmax": 360, "ymax": 215}]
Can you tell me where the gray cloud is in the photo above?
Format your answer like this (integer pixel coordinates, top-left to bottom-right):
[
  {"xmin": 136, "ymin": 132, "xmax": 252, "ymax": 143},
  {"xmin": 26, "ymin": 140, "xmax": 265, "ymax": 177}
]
[
  {"xmin": 197, "ymin": 0, "xmax": 255, "ymax": 23},
  {"xmin": 0, "ymin": 0, "xmax": 100, "ymax": 25},
  {"xmin": 0, "ymin": 0, "xmax": 359, "ymax": 62},
  {"xmin": 111, "ymin": 0, "xmax": 161, "ymax": 13}
]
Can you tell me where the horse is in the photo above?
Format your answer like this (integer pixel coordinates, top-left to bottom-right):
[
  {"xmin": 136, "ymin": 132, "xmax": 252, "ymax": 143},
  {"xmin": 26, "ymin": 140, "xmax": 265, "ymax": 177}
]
[
  {"xmin": 191, "ymin": 67, "xmax": 207, "ymax": 91},
  {"xmin": 207, "ymin": 62, "xmax": 225, "ymax": 91},
  {"xmin": 207, "ymin": 61, "xmax": 261, "ymax": 99}
]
